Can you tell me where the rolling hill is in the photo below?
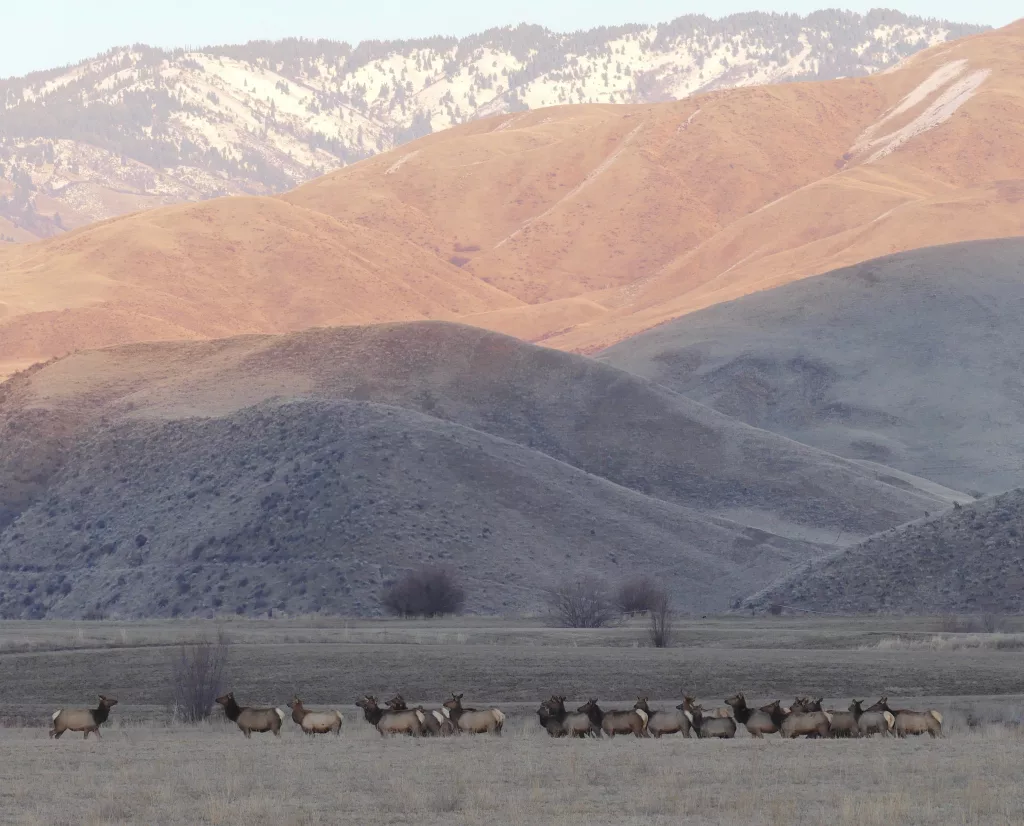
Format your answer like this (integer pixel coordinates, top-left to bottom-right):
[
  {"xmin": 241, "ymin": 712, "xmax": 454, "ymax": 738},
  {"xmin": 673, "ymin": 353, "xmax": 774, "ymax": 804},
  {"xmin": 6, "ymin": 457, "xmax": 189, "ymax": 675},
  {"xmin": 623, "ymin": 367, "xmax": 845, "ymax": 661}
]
[
  {"xmin": 0, "ymin": 321, "xmax": 961, "ymax": 619},
  {"xmin": 598, "ymin": 239, "xmax": 1024, "ymax": 496},
  {"xmin": 1, "ymin": 21, "xmax": 1021, "ymax": 376},
  {"xmin": 0, "ymin": 11, "xmax": 982, "ymax": 240},
  {"xmin": 746, "ymin": 489, "xmax": 1024, "ymax": 614}
]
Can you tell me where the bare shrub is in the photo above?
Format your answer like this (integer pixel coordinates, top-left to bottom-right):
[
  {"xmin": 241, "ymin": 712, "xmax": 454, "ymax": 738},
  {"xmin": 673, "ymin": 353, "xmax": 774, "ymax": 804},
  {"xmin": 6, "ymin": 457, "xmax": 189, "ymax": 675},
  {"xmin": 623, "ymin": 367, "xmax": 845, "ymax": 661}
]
[
  {"xmin": 939, "ymin": 614, "xmax": 1008, "ymax": 634},
  {"xmin": 545, "ymin": 576, "xmax": 616, "ymax": 628},
  {"xmin": 617, "ymin": 576, "xmax": 658, "ymax": 616},
  {"xmin": 381, "ymin": 565, "xmax": 465, "ymax": 617},
  {"xmin": 981, "ymin": 613, "xmax": 1008, "ymax": 633},
  {"xmin": 768, "ymin": 601, "xmax": 784, "ymax": 616},
  {"xmin": 171, "ymin": 629, "xmax": 229, "ymax": 723},
  {"xmin": 648, "ymin": 589, "xmax": 674, "ymax": 648}
]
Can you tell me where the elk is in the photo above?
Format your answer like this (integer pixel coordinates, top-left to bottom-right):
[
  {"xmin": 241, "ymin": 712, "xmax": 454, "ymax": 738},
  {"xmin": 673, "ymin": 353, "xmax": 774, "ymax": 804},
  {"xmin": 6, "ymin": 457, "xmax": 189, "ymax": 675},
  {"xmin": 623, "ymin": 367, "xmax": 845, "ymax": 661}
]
[
  {"xmin": 50, "ymin": 696, "xmax": 118, "ymax": 740},
  {"xmin": 634, "ymin": 697, "xmax": 691, "ymax": 738},
  {"xmin": 860, "ymin": 698, "xmax": 898, "ymax": 736},
  {"xmin": 388, "ymin": 694, "xmax": 457, "ymax": 737},
  {"xmin": 215, "ymin": 692, "xmax": 285, "ymax": 737},
  {"xmin": 287, "ymin": 697, "xmax": 343, "ymax": 736},
  {"xmin": 866, "ymin": 698, "xmax": 941, "ymax": 738},
  {"xmin": 780, "ymin": 697, "xmax": 831, "ymax": 739},
  {"xmin": 681, "ymin": 704, "xmax": 737, "ymax": 739},
  {"xmin": 578, "ymin": 699, "xmax": 649, "ymax": 738},
  {"xmin": 539, "ymin": 695, "xmax": 599, "ymax": 737},
  {"xmin": 355, "ymin": 695, "xmax": 425, "ymax": 736},
  {"xmin": 725, "ymin": 693, "xmax": 781, "ymax": 738},
  {"xmin": 442, "ymin": 693, "xmax": 505, "ymax": 735}
]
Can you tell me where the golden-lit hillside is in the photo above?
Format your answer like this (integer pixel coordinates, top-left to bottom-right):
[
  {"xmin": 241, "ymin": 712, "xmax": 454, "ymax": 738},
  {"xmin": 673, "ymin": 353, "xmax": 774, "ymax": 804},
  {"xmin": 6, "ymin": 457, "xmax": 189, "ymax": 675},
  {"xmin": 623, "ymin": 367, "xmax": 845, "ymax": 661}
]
[{"xmin": 1, "ymin": 22, "xmax": 1021, "ymax": 372}]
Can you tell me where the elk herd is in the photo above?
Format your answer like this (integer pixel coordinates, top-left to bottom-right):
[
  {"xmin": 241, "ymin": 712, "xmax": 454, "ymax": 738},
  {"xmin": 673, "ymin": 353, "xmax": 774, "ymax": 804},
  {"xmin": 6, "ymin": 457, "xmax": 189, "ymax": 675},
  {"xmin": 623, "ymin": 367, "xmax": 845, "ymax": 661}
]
[{"xmin": 46, "ymin": 691, "xmax": 944, "ymax": 740}]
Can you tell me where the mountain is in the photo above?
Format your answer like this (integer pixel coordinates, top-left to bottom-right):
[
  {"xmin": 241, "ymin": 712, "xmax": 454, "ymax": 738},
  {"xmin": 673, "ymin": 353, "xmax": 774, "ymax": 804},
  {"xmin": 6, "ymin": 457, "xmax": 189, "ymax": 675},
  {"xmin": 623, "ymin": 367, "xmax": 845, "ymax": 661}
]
[
  {"xmin": 2, "ymin": 21, "xmax": 1020, "ymax": 376},
  {"xmin": 746, "ymin": 489, "xmax": 1024, "ymax": 614},
  {"xmin": 0, "ymin": 11, "xmax": 984, "ymax": 241},
  {"xmin": 598, "ymin": 239, "xmax": 1024, "ymax": 496},
  {"xmin": 0, "ymin": 321, "xmax": 961, "ymax": 619}
]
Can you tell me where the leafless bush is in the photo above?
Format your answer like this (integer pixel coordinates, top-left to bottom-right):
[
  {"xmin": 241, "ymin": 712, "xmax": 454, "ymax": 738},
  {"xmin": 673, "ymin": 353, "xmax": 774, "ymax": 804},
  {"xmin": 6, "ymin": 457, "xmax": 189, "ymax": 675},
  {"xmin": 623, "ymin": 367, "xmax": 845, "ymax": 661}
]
[
  {"xmin": 381, "ymin": 565, "xmax": 465, "ymax": 617},
  {"xmin": 648, "ymin": 589, "xmax": 674, "ymax": 648},
  {"xmin": 768, "ymin": 602, "xmax": 784, "ymax": 616},
  {"xmin": 939, "ymin": 614, "xmax": 1009, "ymax": 634},
  {"xmin": 617, "ymin": 576, "xmax": 659, "ymax": 615},
  {"xmin": 545, "ymin": 576, "xmax": 617, "ymax": 628},
  {"xmin": 170, "ymin": 629, "xmax": 229, "ymax": 723}
]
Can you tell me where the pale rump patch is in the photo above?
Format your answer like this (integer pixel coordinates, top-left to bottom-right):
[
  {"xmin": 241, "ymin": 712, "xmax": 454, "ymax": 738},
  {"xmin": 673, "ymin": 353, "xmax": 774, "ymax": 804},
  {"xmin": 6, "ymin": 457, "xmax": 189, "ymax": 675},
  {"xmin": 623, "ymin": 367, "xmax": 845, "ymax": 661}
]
[
  {"xmin": 634, "ymin": 708, "xmax": 649, "ymax": 726},
  {"xmin": 51, "ymin": 710, "xmax": 62, "ymax": 723},
  {"xmin": 441, "ymin": 707, "xmax": 451, "ymax": 719},
  {"xmin": 414, "ymin": 710, "xmax": 426, "ymax": 725},
  {"xmin": 930, "ymin": 710, "xmax": 943, "ymax": 725},
  {"xmin": 431, "ymin": 710, "xmax": 445, "ymax": 724},
  {"xmin": 274, "ymin": 708, "xmax": 285, "ymax": 723},
  {"xmin": 683, "ymin": 710, "xmax": 694, "ymax": 724},
  {"xmin": 491, "ymin": 709, "xmax": 506, "ymax": 725},
  {"xmin": 883, "ymin": 711, "xmax": 896, "ymax": 729}
]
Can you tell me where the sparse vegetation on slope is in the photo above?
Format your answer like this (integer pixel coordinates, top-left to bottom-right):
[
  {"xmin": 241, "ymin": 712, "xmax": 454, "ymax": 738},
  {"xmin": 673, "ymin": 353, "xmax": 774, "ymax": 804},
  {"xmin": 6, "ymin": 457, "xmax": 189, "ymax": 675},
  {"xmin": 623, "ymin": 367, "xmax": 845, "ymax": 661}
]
[
  {"xmin": 599, "ymin": 239, "xmax": 1024, "ymax": 494},
  {"xmin": 0, "ymin": 11, "xmax": 983, "ymax": 239},
  {"xmin": 748, "ymin": 489, "xmax": 1024, "ymax": 614},
  {"xmin": 0, "ymin": 322, "xmax": 959, "ymax": 618}
]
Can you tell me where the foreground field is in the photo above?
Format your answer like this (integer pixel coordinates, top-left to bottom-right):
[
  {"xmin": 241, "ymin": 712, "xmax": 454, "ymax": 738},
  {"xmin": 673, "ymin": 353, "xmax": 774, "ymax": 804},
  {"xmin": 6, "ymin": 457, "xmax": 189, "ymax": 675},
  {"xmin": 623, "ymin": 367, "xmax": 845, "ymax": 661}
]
[
  {"xmin": 2, "ymin": 615, "xmax": 1024, "ymax": 824},
  {"xmin": 4, "ymin": 720, "xmax": 1024, "ymax": 826}
]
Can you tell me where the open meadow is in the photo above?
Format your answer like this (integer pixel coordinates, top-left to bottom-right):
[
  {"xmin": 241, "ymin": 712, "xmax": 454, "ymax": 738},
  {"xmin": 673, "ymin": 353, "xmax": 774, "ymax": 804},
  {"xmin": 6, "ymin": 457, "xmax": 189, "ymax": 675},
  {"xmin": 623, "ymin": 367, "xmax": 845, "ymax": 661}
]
[{"xmin": 2, "ymin": 615, "xmax": 1024, "ymax": 825}]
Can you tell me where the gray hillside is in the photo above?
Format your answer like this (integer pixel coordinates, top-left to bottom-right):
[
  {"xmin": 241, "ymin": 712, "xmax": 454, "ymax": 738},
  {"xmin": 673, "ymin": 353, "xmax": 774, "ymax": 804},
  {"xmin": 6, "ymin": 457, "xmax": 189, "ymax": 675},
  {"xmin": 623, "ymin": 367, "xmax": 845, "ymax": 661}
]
[
  {"xmin": 0, "ymin": 322, "xmax": 961, "ymax": 618},
  {"xmin": 0, "ymin": 400, "xmax": 821, "ymax": 619},
  {"xmin": 599, "ymin": 239, "xmax": 1024, "ymax": 494},
  {"xmin": 747, "ymin": 489, "xmax": 1024, "ymax": 614}
]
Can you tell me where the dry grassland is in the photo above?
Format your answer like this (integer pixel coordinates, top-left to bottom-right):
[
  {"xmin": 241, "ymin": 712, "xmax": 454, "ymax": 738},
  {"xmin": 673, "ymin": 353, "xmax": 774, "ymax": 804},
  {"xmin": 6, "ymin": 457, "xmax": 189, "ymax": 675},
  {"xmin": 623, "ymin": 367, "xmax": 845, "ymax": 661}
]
[
  {"xmin": 2, "ymin": 616, "xmax": 1024, "ymax": 824},
  {"xmin": 2, "ymin": 719, "xmax": 1024, "ymax": 826}
]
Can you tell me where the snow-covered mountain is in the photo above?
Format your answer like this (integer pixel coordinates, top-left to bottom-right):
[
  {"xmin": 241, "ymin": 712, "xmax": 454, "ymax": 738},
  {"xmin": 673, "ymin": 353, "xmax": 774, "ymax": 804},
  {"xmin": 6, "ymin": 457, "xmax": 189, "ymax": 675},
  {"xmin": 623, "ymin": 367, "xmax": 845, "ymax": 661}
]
[{"xmin": 0, "ymin": 10, "xmax": 987, "ymax": 241}]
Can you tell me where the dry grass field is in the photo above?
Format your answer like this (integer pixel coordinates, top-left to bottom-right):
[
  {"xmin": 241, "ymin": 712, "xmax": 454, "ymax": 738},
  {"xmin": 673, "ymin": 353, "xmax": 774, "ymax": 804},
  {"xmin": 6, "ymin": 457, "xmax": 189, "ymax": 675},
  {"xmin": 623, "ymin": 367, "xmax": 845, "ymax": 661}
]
[{"xmin": 2, "ymin": 615, "xmax": 1024, "ymax": 824}]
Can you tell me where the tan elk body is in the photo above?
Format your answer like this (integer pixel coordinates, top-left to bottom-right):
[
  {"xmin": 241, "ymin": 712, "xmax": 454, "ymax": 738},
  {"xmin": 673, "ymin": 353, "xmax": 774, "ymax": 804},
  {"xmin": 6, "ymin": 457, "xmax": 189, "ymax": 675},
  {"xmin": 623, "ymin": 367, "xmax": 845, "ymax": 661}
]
[{"xmin": 50, "ymin": 696, "xmax": 118, "ymax": 739}]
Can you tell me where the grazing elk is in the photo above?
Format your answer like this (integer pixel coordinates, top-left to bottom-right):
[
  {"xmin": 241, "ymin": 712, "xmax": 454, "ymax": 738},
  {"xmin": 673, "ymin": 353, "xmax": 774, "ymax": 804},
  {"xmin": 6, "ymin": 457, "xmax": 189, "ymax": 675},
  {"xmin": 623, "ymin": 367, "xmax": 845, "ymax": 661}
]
[
  {"xmin": 681, "ymin": 704, "xmax": 737, "ymax": 739},
  {"xmin": 725, "ymin": 693, "xmax": 781, "ymax": 738},
  {"xmin": 442, "ymin": 693, "xmax": 505, "ymax": 735},
  {"xmin": 356, "ymin": 695, "xmax": 426, "ymax": 736},
  {"xmin": 216, "ymin": 692, "xmax": 285, "ymax": 738},
  {"xmin": 287, "ymin": 697, "xmax": 343, "ymax": 736},
  {"xmin": 634, "ymin": 697, "xmax": 691, "ymax": 738},
  {"xmin": 50, "ymin": 695, "xmax": 118, "ymax": 740},
  {"xmin": 780, "ymin": 698, "xmax": 831, "ymax": 739},
  {"xmin": 578, "ymin": 699, "xmax": 649, "ymax": 738}
]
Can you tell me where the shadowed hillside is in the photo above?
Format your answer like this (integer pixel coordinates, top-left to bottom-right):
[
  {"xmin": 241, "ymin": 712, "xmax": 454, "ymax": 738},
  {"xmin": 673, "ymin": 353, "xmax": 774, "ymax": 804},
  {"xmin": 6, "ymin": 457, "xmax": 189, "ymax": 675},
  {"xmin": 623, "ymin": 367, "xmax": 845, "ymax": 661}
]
[
  {"xmin": 747, "ymin": 489, "xmax": 1024, "ymax": 614},
  {"xmin": 0, "ymin": 322, "xmax": 960, "ymax": 618},
  {"xmin": 0, "ymin": 400, "xmax": 826, "ymax": 619},
  {"xmin": 599, "ymin": 239, "xmax": 1024, "ymax": 495}
]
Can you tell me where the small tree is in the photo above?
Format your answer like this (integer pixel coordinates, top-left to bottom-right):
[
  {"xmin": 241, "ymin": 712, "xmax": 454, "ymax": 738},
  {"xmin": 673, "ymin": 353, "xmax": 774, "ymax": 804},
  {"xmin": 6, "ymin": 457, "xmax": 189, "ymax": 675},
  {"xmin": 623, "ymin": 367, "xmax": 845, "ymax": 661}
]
[
  {"xmin": 381, "ymin": 565, "xmax": 465, "ymax": 617},
  {"xmin": 171, "ymin": 629, "xmax": 229, "ymax": 723},
  {"xmin": 545, "ymin": 576, "xmax": 617, "ymax": 628},
  {"xmin": 617, "ymin": 576, "xmax": 659, "ymax": 615},
  {"xmin": 648, "ymin": 589, "xmax": 674, "ymax": 648}
]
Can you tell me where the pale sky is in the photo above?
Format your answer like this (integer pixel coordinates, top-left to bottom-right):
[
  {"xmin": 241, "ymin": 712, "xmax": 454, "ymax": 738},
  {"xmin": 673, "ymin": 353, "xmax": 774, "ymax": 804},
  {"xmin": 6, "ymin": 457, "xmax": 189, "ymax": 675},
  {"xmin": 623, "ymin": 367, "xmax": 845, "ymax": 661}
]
[{"xmin": 2, "ymin": 1, "xmax": 1018, "ymax": 79}]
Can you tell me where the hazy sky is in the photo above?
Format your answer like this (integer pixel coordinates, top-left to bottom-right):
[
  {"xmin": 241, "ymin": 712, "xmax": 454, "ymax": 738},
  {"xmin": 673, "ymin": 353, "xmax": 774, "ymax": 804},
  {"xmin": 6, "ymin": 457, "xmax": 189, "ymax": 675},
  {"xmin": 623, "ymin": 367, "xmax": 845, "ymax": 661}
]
[{"xmin": 2, "ymin": 1, "xmax": 1018, "ymax": 78}]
